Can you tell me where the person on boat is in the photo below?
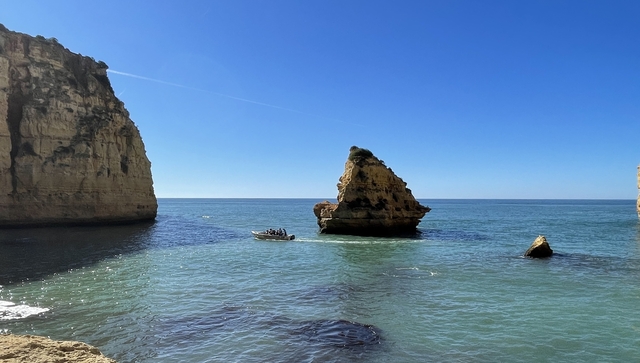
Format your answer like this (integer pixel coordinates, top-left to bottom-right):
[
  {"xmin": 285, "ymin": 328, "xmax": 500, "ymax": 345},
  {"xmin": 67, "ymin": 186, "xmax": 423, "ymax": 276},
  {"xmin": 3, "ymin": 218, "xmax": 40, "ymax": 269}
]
[{"xmin": 283, "ymin": 228, "xmax": 287, "ymax": 236}]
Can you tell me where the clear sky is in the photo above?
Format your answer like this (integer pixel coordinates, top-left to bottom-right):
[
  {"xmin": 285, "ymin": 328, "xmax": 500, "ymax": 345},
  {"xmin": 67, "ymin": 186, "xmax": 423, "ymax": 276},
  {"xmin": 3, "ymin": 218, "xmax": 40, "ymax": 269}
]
[{"xmin": 2, "ymin": 1, "xmax": 639, "ymax": 199}]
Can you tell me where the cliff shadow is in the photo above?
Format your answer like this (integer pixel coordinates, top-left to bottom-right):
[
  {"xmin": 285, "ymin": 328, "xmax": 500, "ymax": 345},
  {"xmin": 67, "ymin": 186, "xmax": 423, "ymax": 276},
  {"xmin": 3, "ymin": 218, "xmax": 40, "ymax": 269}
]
[{"xmin": 0, "ymin": 222, "xmax": 155, "ymax": 285}]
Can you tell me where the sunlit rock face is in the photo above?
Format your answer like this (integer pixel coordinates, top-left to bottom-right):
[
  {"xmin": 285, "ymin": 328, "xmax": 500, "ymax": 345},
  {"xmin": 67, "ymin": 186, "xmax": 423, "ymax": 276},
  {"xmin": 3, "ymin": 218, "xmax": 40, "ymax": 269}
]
[
  {"xmin": 0, "ymin": 334, "xmax": 117, "ymax": 363},
  {"xmin": 313, "ymin": 146, "xmax": 430, "ymax": 236},
  {"xmin": 524, "ymin": 235, "xmax": 553, "ymax": 258},
  {"xmin": 0, "ymin": 24, "xmax": 157, "ymax": 227}
]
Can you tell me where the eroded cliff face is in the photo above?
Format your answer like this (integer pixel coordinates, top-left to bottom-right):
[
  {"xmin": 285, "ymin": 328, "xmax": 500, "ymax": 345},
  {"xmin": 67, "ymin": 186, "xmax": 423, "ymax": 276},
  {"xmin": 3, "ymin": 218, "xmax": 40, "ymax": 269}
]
[
  {"xmin": 0, "ymin": 24, "xmax": 157, "ymax": 227},
  {"xmin": 314, "ymin": 146, "xmax": 430, "ymax": 236}
]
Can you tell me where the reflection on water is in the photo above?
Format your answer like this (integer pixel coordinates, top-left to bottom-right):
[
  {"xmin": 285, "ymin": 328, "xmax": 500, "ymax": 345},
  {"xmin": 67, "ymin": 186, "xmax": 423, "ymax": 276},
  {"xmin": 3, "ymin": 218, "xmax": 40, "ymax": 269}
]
[
  {"xmin": 0, "ymin": 222, "xmax": 155, "ymax": 285},
  {"xmin": 0, "ymin": 213, "xmax": 244, "ymax": 286}
]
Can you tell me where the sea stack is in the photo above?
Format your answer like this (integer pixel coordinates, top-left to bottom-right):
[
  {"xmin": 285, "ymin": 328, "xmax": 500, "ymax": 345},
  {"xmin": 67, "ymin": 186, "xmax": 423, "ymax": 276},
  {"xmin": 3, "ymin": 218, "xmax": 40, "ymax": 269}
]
[
  {"xmin": 313, "ymin": 146, "xmax": 430, "ymax": 236},
  {"xmin": 0, "ymin": 24, "xmax": 157, "ymax": 227},
  {"xmin": 524, "ymin": 235, "xmax": 553, "ymax": 258}
]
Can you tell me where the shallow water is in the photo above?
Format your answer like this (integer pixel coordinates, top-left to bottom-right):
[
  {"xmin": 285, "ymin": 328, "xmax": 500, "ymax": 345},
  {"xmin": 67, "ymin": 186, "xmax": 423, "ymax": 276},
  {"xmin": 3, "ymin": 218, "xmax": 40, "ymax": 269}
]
[{"xmin": 1, "ymin": 199, "xmax": 639, "ymax": 362}]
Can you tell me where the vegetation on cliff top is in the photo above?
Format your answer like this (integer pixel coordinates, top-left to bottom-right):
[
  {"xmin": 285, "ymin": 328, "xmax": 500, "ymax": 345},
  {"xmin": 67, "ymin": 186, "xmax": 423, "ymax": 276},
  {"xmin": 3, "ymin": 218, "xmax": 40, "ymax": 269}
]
[{"xmin": 348, "ymin": 146, "xmax": 374, "ymax": 161}]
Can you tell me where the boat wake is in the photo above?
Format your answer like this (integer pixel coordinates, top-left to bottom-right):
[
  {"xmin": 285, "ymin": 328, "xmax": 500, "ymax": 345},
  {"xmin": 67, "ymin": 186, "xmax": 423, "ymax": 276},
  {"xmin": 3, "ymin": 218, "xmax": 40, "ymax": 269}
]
[{"xmin": 297, "ymin": 237, "xmax": 421, "ymax": 245}]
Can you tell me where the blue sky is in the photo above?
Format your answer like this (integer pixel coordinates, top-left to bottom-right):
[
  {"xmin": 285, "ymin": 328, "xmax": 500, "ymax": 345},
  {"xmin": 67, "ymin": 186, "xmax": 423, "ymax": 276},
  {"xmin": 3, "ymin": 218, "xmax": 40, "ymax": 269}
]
[{"xmin": 2, "ymin": 0, "xmax": 639, "ymax": 198}]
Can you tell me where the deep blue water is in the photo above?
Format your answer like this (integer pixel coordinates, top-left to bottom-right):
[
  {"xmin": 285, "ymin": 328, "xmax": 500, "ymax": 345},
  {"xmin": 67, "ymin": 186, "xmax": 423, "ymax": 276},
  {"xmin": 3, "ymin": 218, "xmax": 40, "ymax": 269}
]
[{"xmin": 1, "ymin": 199, "xmax": 639, "ymax": 362}]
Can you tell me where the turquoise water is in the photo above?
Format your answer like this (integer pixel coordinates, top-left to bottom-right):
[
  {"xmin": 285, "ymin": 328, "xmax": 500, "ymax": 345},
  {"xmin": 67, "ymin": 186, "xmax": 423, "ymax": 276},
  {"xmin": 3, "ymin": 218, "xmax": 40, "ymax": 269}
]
[{"xmin": 1, "ymin": 199, "xmax": 639, "ymax": 362}]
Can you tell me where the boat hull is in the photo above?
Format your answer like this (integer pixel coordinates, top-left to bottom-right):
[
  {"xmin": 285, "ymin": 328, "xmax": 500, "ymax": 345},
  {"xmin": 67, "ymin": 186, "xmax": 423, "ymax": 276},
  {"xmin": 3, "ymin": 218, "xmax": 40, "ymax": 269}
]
[{"xmin": 251, "ymin": 231, "xmax": 295, "ymax": 241}]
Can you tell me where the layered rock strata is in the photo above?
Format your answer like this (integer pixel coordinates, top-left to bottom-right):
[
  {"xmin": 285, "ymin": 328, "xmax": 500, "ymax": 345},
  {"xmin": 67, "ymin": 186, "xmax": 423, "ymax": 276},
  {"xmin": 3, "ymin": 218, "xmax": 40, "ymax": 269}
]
[
  {"xmin": 0, "ymin": 24, "xmax": 157, "ymax": 227},
  {"xmin": 524, "ymin": 235, "xmax": 553, "ymax": 258},
  {"xmin": 0, "ymin": 334, "xmax": 117, "ymax": 363},
  {"xmin": 314, "ymin": 146, "xmax": 430, "ymax": 236}
]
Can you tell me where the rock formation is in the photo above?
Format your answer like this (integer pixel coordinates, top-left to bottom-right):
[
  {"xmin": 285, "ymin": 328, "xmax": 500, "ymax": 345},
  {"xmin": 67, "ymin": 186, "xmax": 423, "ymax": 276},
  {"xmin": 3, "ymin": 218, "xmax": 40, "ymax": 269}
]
[
  {"xmin": 524, "ymin": 235, "xmax": 553, "ymax": 258},
  {"xmin": 0, "ymin": 334, "xmax": 117, "ymax": 363},
  {"xmin": 0, "ymin": 24, "xmax": 157, "ymax": 227},
  {"xmin": 314, "ymin": 146, "xmax": 430, "ymax": 236}
]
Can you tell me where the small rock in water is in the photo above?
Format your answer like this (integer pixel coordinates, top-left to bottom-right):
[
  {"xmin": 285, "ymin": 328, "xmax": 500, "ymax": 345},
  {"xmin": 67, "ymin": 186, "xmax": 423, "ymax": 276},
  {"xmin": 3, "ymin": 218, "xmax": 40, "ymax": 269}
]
[{"xmin": 524, "ymin": 235, "xmax": 553, "ymax": 258}]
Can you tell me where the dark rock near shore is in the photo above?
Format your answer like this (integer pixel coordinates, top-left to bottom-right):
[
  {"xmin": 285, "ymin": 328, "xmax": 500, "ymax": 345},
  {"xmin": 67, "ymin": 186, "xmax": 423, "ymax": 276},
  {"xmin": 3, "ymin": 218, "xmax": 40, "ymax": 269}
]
[
  {"xmin": 156, "ymin": 306, "xmax": 382, "ymax": 352},
  {"xmin": 524, "ymin": 235, "xmax": 553, "ymax": 258},
  {"xmin": 294, "ymin": 319, "xmax": 381, "ymax": 348}
]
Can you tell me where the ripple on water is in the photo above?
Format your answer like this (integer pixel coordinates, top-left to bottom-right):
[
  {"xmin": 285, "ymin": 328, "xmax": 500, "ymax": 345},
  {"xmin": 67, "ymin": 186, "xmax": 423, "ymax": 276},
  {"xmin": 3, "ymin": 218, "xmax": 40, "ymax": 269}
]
[
  {"xmin": 297, "ymin": 283, "xmax": 359, "ymax": 302},
  {"xmin": 292, "ymin": 319, "xmax": 381, "ymax": 348},
  {"xmin": 152, "ymin": 305, "xmax": 383, "ymax": 361},
  {"xmin": 3, "ymin": 199, "xmax": 639, "ymax": 362},
  {"xmin": 420, "ymin": 228, "xmax": 488, "ymax": 242}
]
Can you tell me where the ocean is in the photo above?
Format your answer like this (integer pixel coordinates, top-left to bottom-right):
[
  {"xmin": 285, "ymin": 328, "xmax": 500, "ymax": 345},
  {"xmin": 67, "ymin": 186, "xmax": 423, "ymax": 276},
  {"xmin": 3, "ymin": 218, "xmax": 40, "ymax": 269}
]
[{"xmin": 1, "ymin": 199, "xmax": 639, "ymax": 362}]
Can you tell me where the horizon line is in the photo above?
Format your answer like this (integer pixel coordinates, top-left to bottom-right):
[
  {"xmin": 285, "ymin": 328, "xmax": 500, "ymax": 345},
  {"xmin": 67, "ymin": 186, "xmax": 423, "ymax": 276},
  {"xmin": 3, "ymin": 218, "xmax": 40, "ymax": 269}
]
[{"xmin": 154, "ymin": 197, "xmax": 637, "ymax": 200}]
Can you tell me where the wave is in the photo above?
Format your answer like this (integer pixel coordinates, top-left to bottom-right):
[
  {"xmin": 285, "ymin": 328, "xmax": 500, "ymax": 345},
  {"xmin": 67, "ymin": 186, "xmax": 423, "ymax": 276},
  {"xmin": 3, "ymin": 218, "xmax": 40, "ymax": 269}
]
[{"xmin": 0, "ymin": 300, "xmax": 49, "ymax": 320}]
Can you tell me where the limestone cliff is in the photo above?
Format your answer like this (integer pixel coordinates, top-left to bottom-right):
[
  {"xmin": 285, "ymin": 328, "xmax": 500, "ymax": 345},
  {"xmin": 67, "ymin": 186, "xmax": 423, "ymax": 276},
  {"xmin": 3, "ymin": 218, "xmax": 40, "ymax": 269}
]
[
  {"xmin": 314, "ymin": 146, "xmax": 430, "ymax": 236},
  {"xmin": 0, "ymin": 24, "xmax": 157, "ymax": 227}
]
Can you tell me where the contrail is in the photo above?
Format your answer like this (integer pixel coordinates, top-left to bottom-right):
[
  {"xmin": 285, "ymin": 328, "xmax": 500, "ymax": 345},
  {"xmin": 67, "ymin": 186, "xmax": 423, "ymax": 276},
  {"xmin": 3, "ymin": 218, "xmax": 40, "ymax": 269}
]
[{"xmin": 107, "ymin": 69, "xmax": 362, "ymax": 126}]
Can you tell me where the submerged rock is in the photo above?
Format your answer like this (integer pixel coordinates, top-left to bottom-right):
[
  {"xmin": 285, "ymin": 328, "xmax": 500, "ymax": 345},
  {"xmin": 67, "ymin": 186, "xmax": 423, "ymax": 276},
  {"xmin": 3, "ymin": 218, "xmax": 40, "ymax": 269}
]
[
  {"xmin": 0, "ymin": 334, "xmax": 116, "ymax": 363},
  {"xmin": 155, "ymin": 307, "xmax": 383, "ymax": 352},
  {"xmin": 524, "ymin": 235, "xmax": 553, "ymax": 258},
  {"xmin": 294, "ymin": 319, "xmax": 381, "ymax": 348},
  {"xmin": 0, "ymin": 24, "xmax": 157, "ymax": 227},
  {"xmin": 314, "ymin": 146, "xmax": 430, "ymax": 236}
]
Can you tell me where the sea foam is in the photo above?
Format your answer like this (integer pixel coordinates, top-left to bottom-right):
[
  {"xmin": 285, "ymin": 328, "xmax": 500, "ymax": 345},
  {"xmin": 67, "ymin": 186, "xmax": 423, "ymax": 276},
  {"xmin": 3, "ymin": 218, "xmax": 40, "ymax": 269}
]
[{"xmin": 0, "ymin": 300, "xmax": 49, "ymax": 320}]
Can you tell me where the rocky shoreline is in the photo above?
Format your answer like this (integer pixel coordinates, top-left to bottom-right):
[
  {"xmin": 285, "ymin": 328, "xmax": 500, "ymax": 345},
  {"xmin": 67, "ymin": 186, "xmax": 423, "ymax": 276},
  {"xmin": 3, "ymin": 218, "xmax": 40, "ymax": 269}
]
[{"xmin": 0, "ymin": 334, "xmax": 116, "ymax": 363}]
